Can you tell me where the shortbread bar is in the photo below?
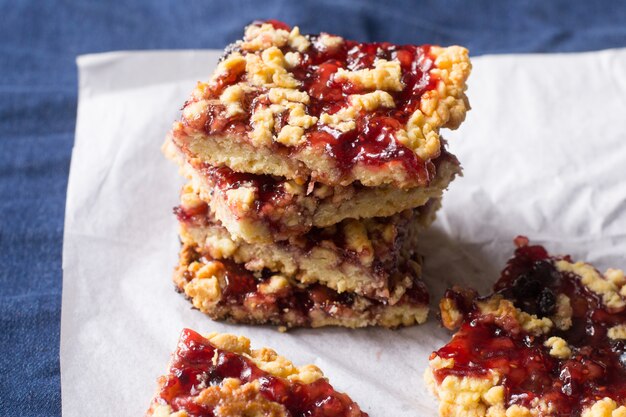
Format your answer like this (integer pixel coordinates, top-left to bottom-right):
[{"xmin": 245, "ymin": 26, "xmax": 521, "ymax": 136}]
[
  {"xmin": 173, "ymin": 242, "xmax": 429, "ymax": 329},
  {"xmin": 426, "ymin": 236, "xmax": 626, "ymax": 417},
  {"xmin": 164, "ymin": 137, "xmax": 459, "ymax": 243},
  {"xmin": 177, "ymin": 182, "xmax": 439, "ymax": 301},
  {"xmin": 146, "ymin": 328, "xmax": 368, "ymax": 416},
  {"xmin": 168, "ymin": 20, "xmax": 470, "ymax": 189}
]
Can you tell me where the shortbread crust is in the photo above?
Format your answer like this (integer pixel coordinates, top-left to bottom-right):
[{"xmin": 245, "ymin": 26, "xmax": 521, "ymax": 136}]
[{"xmin": 165, "ymin": 136, "xmax": 459, "ymax": 243}]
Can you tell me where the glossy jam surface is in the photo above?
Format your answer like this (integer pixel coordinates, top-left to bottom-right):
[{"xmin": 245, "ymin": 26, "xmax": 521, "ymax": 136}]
[
  {"xmin": 185, "ymin": 20, "xmax": 440, "ymax": 182},
  {"xmin": 157, "ymin": 329, "xmax": 367, "ymax": 417},
  {"xmin": 433, "ymin": 237, "xmax": 626, "ymax": 415}
]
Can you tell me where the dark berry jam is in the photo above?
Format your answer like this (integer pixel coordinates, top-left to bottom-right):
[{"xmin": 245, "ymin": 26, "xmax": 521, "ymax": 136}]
[
  {"xmin": 433, "ymin": 237, "xmax": 626, "ymax": 415},
  {"xmin": 157, "ymin": 328, "xmax": 368, "ymax": 417},
  {"xmin": 174, "ymin": 204, "xmax": 209, "ymax": 225},
  {"xmin": 183, "ymin": 21, "xmax": 442, "ymax": 184},
  {"xmin": 198, "ymin": 164, "xmax": 288, "ymax": 213}
]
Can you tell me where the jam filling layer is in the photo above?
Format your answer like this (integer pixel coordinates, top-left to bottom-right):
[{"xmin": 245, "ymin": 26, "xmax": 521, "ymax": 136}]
[
  {"xmin": 156, "ymin": 329, "xmax": 367, "ymax": 417},
  {"xmin": 433, "ymin": 237, "xmax": 626, "ymax": 415},
  {"xmin": 180, "ymin": 250, "xmax": 430, "ymax": 317}
]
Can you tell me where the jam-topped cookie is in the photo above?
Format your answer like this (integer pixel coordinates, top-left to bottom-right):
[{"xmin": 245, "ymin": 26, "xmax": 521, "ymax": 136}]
[
  {"xmin": 164, "ymin": 137, "xmax": 459, "ymax": 243},
  {"xmin": 426, "ymin": 237, "xmax": 626, "ymax": 417},
  {"xmin": 168, "ymin": 20, "xmax": 470, "ymax": 189},
  {"xmin": 146, "ymin": 329, "xmax": 368, "ymax": 416},
  {"xmin": 176, "ymin": 182, "xmax": 439, "ymax": 303},
  {"xmin": 173, "ymin": 241, "xmax": 429, "ymax": 329}
]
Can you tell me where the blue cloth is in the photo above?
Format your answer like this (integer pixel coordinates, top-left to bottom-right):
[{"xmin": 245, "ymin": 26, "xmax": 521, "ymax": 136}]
[{"xmin": 0, "ymin": 1, "xmax": 624, "ymax": 415}]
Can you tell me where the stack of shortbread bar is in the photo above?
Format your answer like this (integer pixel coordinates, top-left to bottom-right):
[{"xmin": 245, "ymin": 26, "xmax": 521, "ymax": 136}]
[{"xmin": 163, "ymin": 21, "xmax": 471, "ymax": 329}]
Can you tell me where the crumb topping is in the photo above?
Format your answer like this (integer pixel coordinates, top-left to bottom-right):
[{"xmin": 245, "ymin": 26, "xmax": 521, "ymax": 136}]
[
  {"xmin": 333, "ymin": 59, "xmax": 404, "ymax": 91},
  {"xmin": 204, "ymin": 332, "xmax": 323, "ymax": 383},
  {"xmin": 172, "ymin": 20, "xmax": 470, "ymax": 187}
]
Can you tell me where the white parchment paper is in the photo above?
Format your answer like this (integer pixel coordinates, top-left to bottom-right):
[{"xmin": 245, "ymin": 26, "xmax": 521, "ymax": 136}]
[{"xmin": 62, "ymin": 49, "xmax": 626, "ymax": 417}]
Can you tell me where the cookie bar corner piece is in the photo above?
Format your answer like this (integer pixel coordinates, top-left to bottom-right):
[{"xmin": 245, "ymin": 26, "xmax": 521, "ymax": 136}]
[
  {"xmin": 169, "ymin": 20, "xmax": 471, "ymax": 188},
  {"xmin": 425, "ymin": 236, "xmax": 626, "ymax": 417},
  {"xmin": 145, "ymin": 328, "xmax": 368, "ymax": 417}
]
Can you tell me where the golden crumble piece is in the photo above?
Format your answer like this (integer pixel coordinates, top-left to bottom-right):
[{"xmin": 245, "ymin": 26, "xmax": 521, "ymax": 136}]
[
  {"xmin": 555, "ymin": 260, "xmax": 626, "ymax": 311},
  {"xmin": 543, "ymin": 336, "xmax": 572, "ymax": 359},
  {"xmin": 333, "ymin": 59, "xmax": 404, "ymax": 91}
]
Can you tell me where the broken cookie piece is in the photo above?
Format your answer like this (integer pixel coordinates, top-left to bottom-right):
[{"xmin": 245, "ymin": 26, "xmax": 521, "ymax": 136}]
[{"xmin": 426, "ymin": 236, "xmax": 626, "ymax": 417}]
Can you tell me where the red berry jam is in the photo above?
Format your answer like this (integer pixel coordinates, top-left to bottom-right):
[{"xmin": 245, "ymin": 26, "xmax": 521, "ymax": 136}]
[
  {"xmin": 182, "ymin": 20, "xmax": 442, "ymax": 185},
  {"xmin": 432, "ymin": 237, "xmax": 626, "ymax": 415},
  {"xmin": 156, "ymin": 329, "xmax": 368, "ymax": 416}
]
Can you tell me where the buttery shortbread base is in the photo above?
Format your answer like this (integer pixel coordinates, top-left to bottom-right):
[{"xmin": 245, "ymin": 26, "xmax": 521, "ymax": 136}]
[
  {"xmin": 173, "ymin": 242, "xmax": 429, "ymax": 329},
  {"xmin": 165, "ymin": 136, "xmax": 459, "ymax": 244},
  {"xmin": 427, "ymin": 237, "xmax": 626, "ymax": 417},
  {"xmin": 178, "ymin": 198, "xmax": 440, "ymax": 302},
  {"xmin": 146, "ymin": 329, "xmax": 368, "ymax": 416},
  {"xmin": 178, "ymin": 130, "xmax": 454, "ymax": 189}
]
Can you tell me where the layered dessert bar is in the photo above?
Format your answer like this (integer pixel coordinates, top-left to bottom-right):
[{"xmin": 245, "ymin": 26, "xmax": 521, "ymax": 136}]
[
  {"xmin": 168, "ymin": 20, "xmax": 471, "ymax": 189},
  {"xmin": 164, "ymin": 138, "xmax": 459, "ymax": 243},
  {"xmin": 173, "ymin": 241, "xmax": 429, "ymax": 329},
  {"xmin": 175, "ymin": 182, "xmax": 439, "ymax": 302},
  {"xmin": 162, "ymin": 20, "xmax": 470, "ymax": 331},
  {"xmin": 146, "ymin": 328, "xmax": 368, "ymax": 416},
  {"xmin": 426, "ymin": 237, "xmax": 626, "ymax": 417}
]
